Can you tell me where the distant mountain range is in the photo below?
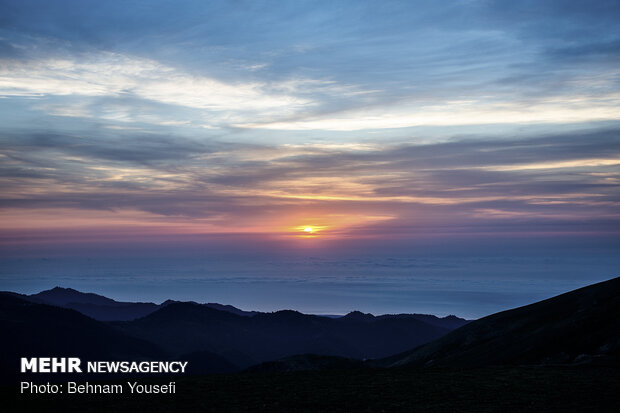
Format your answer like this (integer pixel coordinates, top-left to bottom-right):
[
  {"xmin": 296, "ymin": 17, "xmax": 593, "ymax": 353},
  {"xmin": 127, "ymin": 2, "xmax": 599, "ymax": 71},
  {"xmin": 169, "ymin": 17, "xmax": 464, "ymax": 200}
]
[
  {"xmin": 2, "ymin": 277, "xmax": 617, "ymax": 380},
  {"xmin": 112, "ymin": 303, "xmax": 459, "ymax": 369},
  {"xmin": 0, "ymin": 287, "xmax": 468, "ymax": 376},
  {"xmin": 21, "ymin": 286, "xmax": 257, "ymax": 321}
]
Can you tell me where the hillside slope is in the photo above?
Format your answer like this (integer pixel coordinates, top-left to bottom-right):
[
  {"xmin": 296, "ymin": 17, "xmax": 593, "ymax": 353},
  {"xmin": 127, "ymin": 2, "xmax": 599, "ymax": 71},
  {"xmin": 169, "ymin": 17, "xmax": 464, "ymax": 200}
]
[{"xmin": 375, "ymin": 277, "xmax": 620, "ymax": 368}]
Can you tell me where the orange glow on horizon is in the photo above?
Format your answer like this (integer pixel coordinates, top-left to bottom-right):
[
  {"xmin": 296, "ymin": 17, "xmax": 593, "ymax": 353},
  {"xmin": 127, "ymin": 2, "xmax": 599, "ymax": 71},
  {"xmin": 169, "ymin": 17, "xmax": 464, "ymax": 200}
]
[{"xmin": 0, "ymin": 206, "xmax": 398, "ymax": 243}]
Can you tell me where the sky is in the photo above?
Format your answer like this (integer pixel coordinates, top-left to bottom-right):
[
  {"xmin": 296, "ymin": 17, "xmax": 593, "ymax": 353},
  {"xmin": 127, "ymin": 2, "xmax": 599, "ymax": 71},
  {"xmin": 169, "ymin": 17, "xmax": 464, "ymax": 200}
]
[{"xmin": 0, "ymin": 1, "xmax": 619, "ymax": 315}]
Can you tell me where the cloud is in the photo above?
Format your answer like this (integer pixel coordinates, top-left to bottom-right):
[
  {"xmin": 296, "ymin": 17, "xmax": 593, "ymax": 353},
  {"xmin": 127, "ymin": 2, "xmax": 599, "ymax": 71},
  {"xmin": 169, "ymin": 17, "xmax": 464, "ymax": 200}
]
[
  {"xmin": 0, "ymin": 53, "xmax": 311, "ymax": 111},
  {"xmin": 2, "ymin": 1, "xmax": 619, "ymax": 132},
  {"xmin": 0, "ymin": 127, "xmax": 618, "ymax": 240},
  {"xmin": 0, "ymin": 51, "xmax": 385, "ymax": 129},
  {"xmin": 0, "ymin": 0, "xmax": 619, "ymax": 243},
  {"xmin": 235, "ymin": 91, "xmax": 620, "ymax": 130}
]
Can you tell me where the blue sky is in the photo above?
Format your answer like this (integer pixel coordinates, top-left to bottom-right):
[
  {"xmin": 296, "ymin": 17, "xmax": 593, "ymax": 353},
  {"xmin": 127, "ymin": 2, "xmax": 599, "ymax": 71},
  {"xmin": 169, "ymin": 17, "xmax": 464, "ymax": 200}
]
[
  {"xmin": 0, "ymin": 1, "xmax": 619, "ymax": 313},
  {"xmin": 2, "ymin": 0, "xmax": 619, "ymax": 136}
]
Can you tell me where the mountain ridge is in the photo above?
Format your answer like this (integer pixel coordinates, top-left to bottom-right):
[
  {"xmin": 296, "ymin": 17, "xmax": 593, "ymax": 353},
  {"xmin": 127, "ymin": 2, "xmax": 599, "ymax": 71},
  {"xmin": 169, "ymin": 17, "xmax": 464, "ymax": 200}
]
[
  {"xmin": 15, "ymin": 286, "xmax": 469, "ymax": 326},
  {"xmin": 373, "ymin": 276, "xmax": 620, "ymax": 368},
  {"xmin": 113, "ymin": 300, "xmax": 456, "ymax": 368},
  {"xmin": 19, "ymin": 287, "xmax": 259, "ymax": 321},
  {"xmin": 0, "ymin": 287, "xmax": 468, "ymax": 375},
  {"xmin": 1, "ymin": 277, "xmax": 618, "ymax": 379}
]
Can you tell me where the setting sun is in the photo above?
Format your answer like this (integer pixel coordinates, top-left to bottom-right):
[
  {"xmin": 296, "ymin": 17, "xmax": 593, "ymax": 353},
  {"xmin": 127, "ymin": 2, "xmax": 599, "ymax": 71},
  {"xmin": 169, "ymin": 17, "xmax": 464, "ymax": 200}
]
[{"xmin": 290, "ymin": 224, "xmax": 329, "ymax": 237}]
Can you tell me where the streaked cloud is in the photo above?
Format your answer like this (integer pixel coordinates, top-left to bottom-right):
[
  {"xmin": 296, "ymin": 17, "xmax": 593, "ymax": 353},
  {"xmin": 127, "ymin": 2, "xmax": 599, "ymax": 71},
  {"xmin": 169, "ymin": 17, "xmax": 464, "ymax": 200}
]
[
  {"xmin": 1, "ymin": 127, "xmax": 618, "ymax": 242},
  {"xmin": 0, "ymin": 0, "xmax": 619, "ymax": 248},
  {"xmin": 0, "ymin": 53, "xmax": 317, "ymax": 122},
  {"xmin": 237, "ymin": 91, "xmax": 620, "ymax": 130}
]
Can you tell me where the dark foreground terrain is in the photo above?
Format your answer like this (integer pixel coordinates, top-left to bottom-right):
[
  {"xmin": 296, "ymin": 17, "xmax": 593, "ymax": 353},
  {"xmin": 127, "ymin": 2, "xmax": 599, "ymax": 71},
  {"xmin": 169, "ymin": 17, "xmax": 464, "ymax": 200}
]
[
  {"xmin": 1, "ymin": 288, "xmax": 468, "ymax": 374},
  {"xmin": 3, "ymin": 365, "xmax": 619, "ymax": 412},
  {"xmin": 3, "ymin": 278, "xmax": 619, "ymax": 411}
]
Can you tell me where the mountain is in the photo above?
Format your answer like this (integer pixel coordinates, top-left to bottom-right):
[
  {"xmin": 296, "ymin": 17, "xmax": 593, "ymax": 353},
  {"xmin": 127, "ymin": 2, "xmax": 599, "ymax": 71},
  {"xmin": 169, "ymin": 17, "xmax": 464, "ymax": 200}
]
[
  {"xmin": 28, "ymin": 287, "xmax": 160, "ymax": 321},
  {"xmin": 161, "ymin": 299, "xmax": 257, "ymax": 317},
  {"xmin": 388, "ymin": 314, "xmax": 470, "ymax": 330},
  {"xmin": 3, "ymin": 279, "xmax": 619, "ymax": 411},
  {"xmin": 0, "ymin": 293, "xmax": 165, "ymax": 382},
  {"xmin": 26, "ymin": 287, "xmax": 255, "ymax": 321},
  {"xmin": 375, "ymin": 276, "xmax": 620, "ymax": 368},
  {"xmin": 31, "ymin": 286, "xmax": 126, "ymax": 306},
  {"xmin": 343, "ymin": 311, "xmax": 469, "ymax": 329},
  {"xmin": 26, "ymin": 287, "xmax": 465, "ymax": 325},
  {"xmin": 4, "ymin": 276, "xmax": 617, "ymax": 380},
  {"xmin": 114, "ymin": 303, "xmax": 458, "ymax": 369},
  {"xmin": 1, "ymin": 286, "xmax": 468, "ymax": 374}
]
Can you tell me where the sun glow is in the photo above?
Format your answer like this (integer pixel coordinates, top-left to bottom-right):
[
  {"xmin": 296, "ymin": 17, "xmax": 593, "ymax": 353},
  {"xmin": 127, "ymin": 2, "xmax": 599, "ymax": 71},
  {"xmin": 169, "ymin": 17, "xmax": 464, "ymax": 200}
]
[{"xmin": 292, "ymin": 224, "xmax": 329, "ymax": 237}]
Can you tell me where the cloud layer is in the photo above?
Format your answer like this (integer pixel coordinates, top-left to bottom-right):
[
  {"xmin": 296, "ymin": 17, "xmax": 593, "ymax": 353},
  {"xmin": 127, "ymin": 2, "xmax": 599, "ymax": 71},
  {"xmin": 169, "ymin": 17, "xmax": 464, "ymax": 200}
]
[
  {"xmin": 0, "ymin": 0, "xmax": 619, "ymax": 248},
  {"xmin": 1, "ymin": 127, "xmax": 618, "ymax": 243}
]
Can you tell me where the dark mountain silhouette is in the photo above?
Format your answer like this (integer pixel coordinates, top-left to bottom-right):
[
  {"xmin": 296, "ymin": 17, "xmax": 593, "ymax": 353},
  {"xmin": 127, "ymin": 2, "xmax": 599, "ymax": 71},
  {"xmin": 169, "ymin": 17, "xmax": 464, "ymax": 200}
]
[
  {"xmin": 342, "ymin": 311, "xmax": 469, "ymax": 329},
  {"xmin": 341, "ymin": 310, "xmax": 376, "ymax": 322},
  {"xmin": 27, "ymin": 287, "xmax": 159, "ymax": 321},
  {"xmin": 375, "ymin": 276, "xmax": 620, "ymax": 368},
  {"xmin": 114, "ymin": 303, "xmax": 457, "ymax": 369},
  {"xmin": 386, "ymin": 314, "xmax": 469, "ymax": 330},
  {"xmin": 24, "ymin": 287, "xmax": 255, "ymax": 321},
  {"xmin": 26, "ymin": 287, "xmax": 464, "ymax": 324},
  {"xmin": 1, "ymin": 286, "xmax": 468, "ymax": 375},
  {"xmin": 161, "ymin": 299, "xmax": 257, "ymax": 317},
  {"xmin": 2, "ymin": 277, "xmax": 618, "ymax": 381},
  {"xmin": 3, "ymin": 280, "xmax": 620, "ymax": 412},
  {"xmin": 0, "ymin": 293, "xmax": 165, "ymax": 382},
  {"xmin": 31, "ymin": 286, "xmax": 127, "ymax": 306}
]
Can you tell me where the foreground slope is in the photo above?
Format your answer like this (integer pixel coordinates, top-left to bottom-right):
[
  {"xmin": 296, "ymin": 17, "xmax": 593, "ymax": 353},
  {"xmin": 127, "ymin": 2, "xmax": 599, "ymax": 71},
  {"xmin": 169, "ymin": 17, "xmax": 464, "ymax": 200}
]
[{"xmin": 376, "ymin": 276, "xmax": 620, "ymax": 368}]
